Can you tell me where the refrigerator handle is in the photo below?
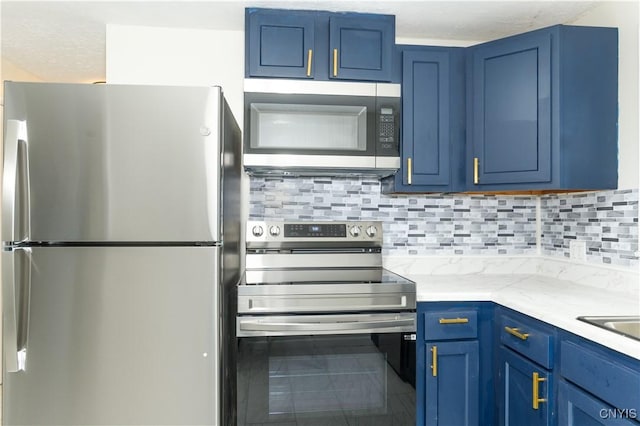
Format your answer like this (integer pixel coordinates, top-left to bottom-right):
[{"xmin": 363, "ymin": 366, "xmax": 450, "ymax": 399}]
[
  {"xmin": 2, "ymin": 249, "xmax": 26, "ymax": 372},
  {"xmin": 2, "ymin": 120, "xmax": 31, "ymax": 243}
]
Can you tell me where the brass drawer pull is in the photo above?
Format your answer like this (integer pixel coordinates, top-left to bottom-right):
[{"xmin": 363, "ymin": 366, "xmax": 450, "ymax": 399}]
[
  {"xmin": 439, "ymin": 317, "xmax": 469, "ymax": 325},
  {"xmin": 306, "ymin": 49, "xmax": 313, "ymax": 77},
  {"xmin": 333, "ymin": 48, "xmax": 338, "ymax": 76},
  {"xmin": 505, "ymin": 326, "xmax": 529, "ymax": 340},
  {"xmin": 407, "ymin": 157, "xmax": 412, "ymax": 185},
  {"xmin": 431, "ymin": 345, "xmax": 438, "ymax": 377},
  {"xmin": 532, "ymin": 372, "xmax": 547, "ymax": 410}
]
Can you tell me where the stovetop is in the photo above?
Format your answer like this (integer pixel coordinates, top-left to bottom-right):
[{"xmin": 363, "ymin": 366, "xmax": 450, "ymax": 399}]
[
  {"xmin": 242, "ymin": 267, "xmax": 414, "ymax": 287},
  {"xmin": 239, "ymin": 220, "xmax": 416, "ymax": 314}
]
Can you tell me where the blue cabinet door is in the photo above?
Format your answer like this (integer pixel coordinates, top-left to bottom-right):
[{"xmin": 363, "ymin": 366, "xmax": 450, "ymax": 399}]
[
  {"xmin": 417, "ymin": 302, "xmax": 494, "ymax": 426},
  {"xmin": 558, "ymin": 380, "xmax": 639, "ymax": 426},
  {"xmin": 424, "ymin": 341, "xmax": 480, "ymax": 426},
  {"xmin": 402, "ymin": 50, "xmax": 450, "ymax": 187},
  {"xmin": 470, "ymin": 30, "xmax": 552, "ymax": 186},
  {"xmin": 246, "ymin": 9, "xmax": 315, "ymax": 78},
  {"xmin": 382, "ymin": 46, "xmax": 466, "ymax": 194},
  {"xmin": 329, "ymin": 14, "xmax": 394, "ymax": 81},
  {"xmin": 498, "ymin": 347, "xmax": 552, "ymax": 426}
]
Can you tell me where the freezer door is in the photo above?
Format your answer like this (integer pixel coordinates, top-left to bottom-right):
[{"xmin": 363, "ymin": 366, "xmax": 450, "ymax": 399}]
[
  {"xmin": 3, "ymin": 82, "xmax": 237, "ymax": 242},
  {"xmin": 2, "ymin": 246, "xmax": 223, "ymax": 425}
]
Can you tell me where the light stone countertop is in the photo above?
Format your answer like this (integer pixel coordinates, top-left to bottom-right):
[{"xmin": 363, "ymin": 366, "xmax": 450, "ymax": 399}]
[{"xmin": 384, "ymin": 256, "xmax": 640, "ymax": 360}]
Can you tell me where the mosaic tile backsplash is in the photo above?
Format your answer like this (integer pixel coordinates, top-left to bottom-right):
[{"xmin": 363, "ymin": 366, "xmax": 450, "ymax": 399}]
[
  {"xmin": 249, "ymin": 177, "xmax": 538, "ymax": 256},
  {"xmin": 541, "ymin": 189, "xmax": 639, "ymax": 268},
  {"xmin": 250, "ymin": 177, "xmax": 639, "ymax": 269}
]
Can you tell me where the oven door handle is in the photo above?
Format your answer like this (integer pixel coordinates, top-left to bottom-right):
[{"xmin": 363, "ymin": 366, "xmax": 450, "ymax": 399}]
[
  {"xmin": 238, "ymin": 317, "xmax": 415, "ymax": 333},
  {"xmin": 241, "ymin": 295, "xmax": 413, "ymax": 314}
]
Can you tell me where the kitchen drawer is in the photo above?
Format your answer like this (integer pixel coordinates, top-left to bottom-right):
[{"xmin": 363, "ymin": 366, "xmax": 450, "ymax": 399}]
[
  {"xmin": 423, "ymin": 309, "xmax": 478, "ymax": 341},
  {"xmin": 560, "ymin": 340, "xmax": 640, "ymax": 414},
  {"xmin": 499, "ymin": 313, "xmax": 554, "ymax": 369}
]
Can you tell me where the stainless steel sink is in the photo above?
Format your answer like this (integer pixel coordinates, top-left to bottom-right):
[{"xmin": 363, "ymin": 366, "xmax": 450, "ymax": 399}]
[
  {"xmin": 577, "ymin": 316, "xmax": 640, "ymax": 341},
  {"xmin": 604, "ymin": 320, "xmax": 640, "ymax": 336}
]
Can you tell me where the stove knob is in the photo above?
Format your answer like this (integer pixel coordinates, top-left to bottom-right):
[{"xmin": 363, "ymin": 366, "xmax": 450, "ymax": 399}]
[
  {"xmin": 349, "ymin": 226, "xmax": 361, "ymax": 237},
  {"xmin": 269, "ymin": 225, "xmax": 281, "ymax": 237},
  {"xmin": 252, "ymin": 225, "xmax": 264, "ymax": 237},
  {"xmin": 366, "ymin": 225, "xmax": 378, "ymax": 238}
]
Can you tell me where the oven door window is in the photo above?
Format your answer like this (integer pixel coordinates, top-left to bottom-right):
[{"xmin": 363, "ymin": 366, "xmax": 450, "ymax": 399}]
[{"xmin": 237, "ymin": 334, "xmax": 415, "ymax": 425}]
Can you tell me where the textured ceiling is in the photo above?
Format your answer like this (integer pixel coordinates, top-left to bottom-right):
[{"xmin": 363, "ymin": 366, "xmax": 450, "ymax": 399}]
[{"xmin": 1, "ymin": 1, "xmax": 600, "ymax": 83}]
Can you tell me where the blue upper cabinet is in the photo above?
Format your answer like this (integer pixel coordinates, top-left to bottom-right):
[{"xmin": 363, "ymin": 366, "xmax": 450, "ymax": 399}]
[
  {"xmin": 246, "ymin": 9, "xmax": 315, "ymax": 79},
  {"xmin": 467, "ymin": 25, "xmax": 618, "ymax": 191},
  {"xmin": 382, "ymin": 46, "xmax": 466, "ymax": 193},
  {"xmin": 470, "ymin": 31, "xmax": 552, "ymax": 186},
  {"xmin": 246, "ymin": 8, "xmax": 395, "ymax": 82},
  {"xmin": 329, "ymin": 14, "xmax": 394, "ymax": 81}
]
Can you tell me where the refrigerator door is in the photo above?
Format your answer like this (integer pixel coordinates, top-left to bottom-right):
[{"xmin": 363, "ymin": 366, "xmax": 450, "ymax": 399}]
[
  {"xmin": 3, "ymin": 82, "xmax": 228, "ymax": 243},
  {"xmin": 2, "ymin": 246, "xmax": 223, "ymax": 425}
]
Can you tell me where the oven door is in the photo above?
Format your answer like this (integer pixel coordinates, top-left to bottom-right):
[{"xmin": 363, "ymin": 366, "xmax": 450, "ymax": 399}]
[{"xmin": 237, "ymin": 314, "xmax": 416, "ymax": 425}]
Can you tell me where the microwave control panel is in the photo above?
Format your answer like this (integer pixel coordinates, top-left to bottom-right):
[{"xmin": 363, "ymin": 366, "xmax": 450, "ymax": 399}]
[{"xmin": 377, "ymin": 98, "xmax": 400, "ymax": 156}]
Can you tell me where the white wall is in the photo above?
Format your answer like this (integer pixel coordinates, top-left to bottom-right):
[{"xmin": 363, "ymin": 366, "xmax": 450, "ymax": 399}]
[
  {"xmin": 1, "ymin": 58, "xmax": 45, "ymax": 100},
  {"xmin": 570, "ymin": 1, "xmax": 639, "ymax": 189},
  {"xmin": 106, "ymin": 24, "xmax": 244, "ymax": 120},
  {"xmin": 1, "ymin": 58, "xmax": 44, "ymax": 137},
  {"xmin": 395, "ymin": 37, "xmax": 479, "ymax": 47}
]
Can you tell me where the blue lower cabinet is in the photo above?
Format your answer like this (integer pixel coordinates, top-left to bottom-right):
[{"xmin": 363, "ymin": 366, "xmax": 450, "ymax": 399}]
[
  {"xmin": 558, "ymin": 333, "xmax": 640, "ymax": 426},
  {"xmin": 424, "ymin": 341, "xmax": 480, "ymax": 426},
  {"xmin": 498, "ymin": 346, "xmax": 553, "ymax": 426},
  {"xmin": 558, "ymin": 380, "xmax": 640, "ymax": 425},
  {"xmin": 417, "ymin": 302, "xmax": 493, "ymax": 426}
]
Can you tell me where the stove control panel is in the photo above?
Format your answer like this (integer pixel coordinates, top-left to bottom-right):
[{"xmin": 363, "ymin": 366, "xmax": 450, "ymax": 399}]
[
  {"xmin": 286, "ymin": 223, "xmax": 346, "ymax": 238},
  {"xmin": 247, "ymin": 221, "xmax": 383, "ymax": 245}
]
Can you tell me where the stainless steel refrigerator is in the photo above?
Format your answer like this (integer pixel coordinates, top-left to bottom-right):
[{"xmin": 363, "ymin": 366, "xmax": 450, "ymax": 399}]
[{"xmin": 2, "ymin": 82, "xmax": 241, "ymax": 425}]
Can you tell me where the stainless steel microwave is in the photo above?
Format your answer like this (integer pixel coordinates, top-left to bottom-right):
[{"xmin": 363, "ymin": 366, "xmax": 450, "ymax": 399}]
[{"xmin": 243, "ymin": 79, "xmax": 401, "ymax": 177}]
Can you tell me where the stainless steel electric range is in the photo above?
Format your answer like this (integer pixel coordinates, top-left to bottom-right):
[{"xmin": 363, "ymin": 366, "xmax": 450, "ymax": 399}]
[{"xmin": 236, "ymin": 220, "xmax": 416, "ymax": 426}]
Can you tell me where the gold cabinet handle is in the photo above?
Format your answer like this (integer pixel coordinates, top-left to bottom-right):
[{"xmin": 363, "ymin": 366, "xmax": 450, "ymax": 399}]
[
  {"xmin": 306, "ymin": 49, "xmax": 313, "ymax": 77},
  {"xmin": 431, "ymin": 345, "xmax": 438, "ymax": 377},
  {"xmin": 333, "ymin": 48, "xmax": 338, "ymax": 77},
  {"xmin": 473, "ymin": 157, "xmax": 479, "ymax": 184},
  {"xmin": 439, "ymin": 317, "xmax": 470, "ymax": 324},
  {"xmin": 532, "ymin": 372, "xmax": 547, "ymax": 410},
  {"xmin": 504, "ymin": 326, "xmax": 529, "ymax": 341},
  {"xmin": 407, "ymin": 157, "xmax": 412, "ymax": 185}
]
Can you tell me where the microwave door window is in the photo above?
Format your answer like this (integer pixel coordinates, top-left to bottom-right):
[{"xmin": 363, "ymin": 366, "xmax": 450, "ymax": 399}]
[{"xmin": 250, "ymin": 103, "xmax": 367, "ymax": 151}]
